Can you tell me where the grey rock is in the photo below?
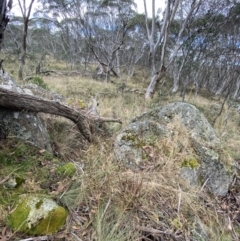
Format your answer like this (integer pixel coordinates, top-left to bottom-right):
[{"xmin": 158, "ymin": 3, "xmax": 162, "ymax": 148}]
[
  {"xmin": 0, "ymin": 109, "xmax": 52, "ymax": 151},
  {"xmin": 0, "ymin": 72, "xmax": 52, "ymax": 151},
  {"xmin": 132, "ymin": 102, "xmax": 219, "ymax": 144},
  {"xmin": 115, "ymin": 120, "xmax": 172, "ymax": 168},
  {"xmin": 114, "ymin": 102, "xmax": 234, "ymax": 196},
  {"xmin": 191, "ymin": 218, "xmax": 209, "ymax": 240}
]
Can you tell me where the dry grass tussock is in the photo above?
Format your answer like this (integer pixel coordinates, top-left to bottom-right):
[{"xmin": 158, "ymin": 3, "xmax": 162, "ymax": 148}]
[
  {"xmin": 1, "ymin": 73, "xmax": 240, "ymax": 240},
  {"xmin": 57, "ymin": 128, "xmax": 227, "ymax": 241},
  {"xmin": 45, "ymin": 75, "xmax": 148, "ymax": 125}
]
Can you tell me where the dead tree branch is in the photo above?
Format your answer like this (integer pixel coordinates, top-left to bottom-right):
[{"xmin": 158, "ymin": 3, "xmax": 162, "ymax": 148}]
[{"xmin": 0, "ymin": 88, "xmax": 121, "ymax": 141}]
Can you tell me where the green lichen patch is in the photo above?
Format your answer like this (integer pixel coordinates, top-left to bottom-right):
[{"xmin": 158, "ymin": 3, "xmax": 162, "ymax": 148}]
[
  {"xmin": 8, "ymin": 195, "xmax": 68, "ymax": 235},
  {"xmin": 67, "ymin": 98, "xmax": 87, "ymax": 109},
  {"xmin": 213, "ymin": 145, "xmax": 234, "ymax": 168},
  {"xmin": 77, "ymin": 99, "xmax": 87, "ymax": 109},
  {"xmin": 121, "ymin": 133, "xmax": 137, "ymax": 143},
  {"xmin": 181, "ymin": 157, "xmax": 200, "ymax": 169},
  {"xmin": 57, "ymin": 162, "xmax": 77, "ymax": 177},
  {"xmin": 121, "ymin": 133, "xmax": 157, "ymax": 149}
]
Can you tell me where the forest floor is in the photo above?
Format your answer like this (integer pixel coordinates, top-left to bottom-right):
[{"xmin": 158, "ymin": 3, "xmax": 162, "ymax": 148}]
[{"xmin": 0, "ymin": 68, "xmax": 240, "ymax": 240}]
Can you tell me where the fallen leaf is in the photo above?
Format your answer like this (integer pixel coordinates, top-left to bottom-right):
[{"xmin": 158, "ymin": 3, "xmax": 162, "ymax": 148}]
[{"xmin": 39, "ymin": 149, "xmax": 46, "ymax": 154}]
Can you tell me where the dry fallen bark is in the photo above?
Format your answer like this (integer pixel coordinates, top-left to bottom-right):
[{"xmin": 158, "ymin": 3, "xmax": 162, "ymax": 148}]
[{"xmin": 0, "ymin": 88, "xmax": 121, "ymax": 142}]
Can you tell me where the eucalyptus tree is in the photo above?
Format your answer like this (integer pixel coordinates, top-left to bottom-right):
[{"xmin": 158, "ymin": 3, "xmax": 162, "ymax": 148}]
[
  {"xmin": 27, "ymin": 19, "xmax": 57, "ymax": 74},
  {"xmin": 188, "ymin": 1, "xmax": 240, "ymax": 98},
  {"xmin": 167, "ymin": 0, "xmax": 240, "ymax": 100},
  {"xmin": 227, "ymin": 2, "xmax": 240, "ymax": 98},
  {"xmin": 120, "ymin": 13, "xmax": 149, "ymax": 77},
  {"xmin": 3, "ymin": 16, "xmax": 23, "ymax": 63},
  {"xmin": 115, "ymin": 13, "xmax": 151, "ymax": 78},
  {"xmin": 16, "ymin": 0, "xmax": 35, "ymax": 80},
  {"xmin": 80, "ymin": 0, "xmax": 138, "ymax": 81},
  {"xmin": 38, "ymin": 0, "xmax": 142, "ymax": 79},
  {"xmin": 170, "ymin": 9, "xmax": 224, "ymax": 95},
  {"xmin": 35, "ymin": 0, "xmax": 86, "ymax": 69},
  {"xmin": 0, "ymin": 0, "xmax": 12, "ymax": 52},
  {"xmin": 213, "ymin": 1, "xmax": 240, "ymax": 98},
  {"xmin": 143, "ymin": 0, "xmax": 203, "ymax": 99},
  {"xmin": 3, "ymin": 16, "xmax": 51, "ymax": 75}
]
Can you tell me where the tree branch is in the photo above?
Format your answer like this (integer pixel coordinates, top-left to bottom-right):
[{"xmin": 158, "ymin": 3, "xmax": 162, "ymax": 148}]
[
  {"xmin": 0, "ymin": 88, "xmax": 86, "ymax": 141},
  {"xmin": 0, "ymin": 87, "xmax": 122, "ymax": 141}
]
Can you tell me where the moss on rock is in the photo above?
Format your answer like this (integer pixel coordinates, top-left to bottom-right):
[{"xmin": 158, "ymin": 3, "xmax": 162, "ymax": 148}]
[
  {"xmin": 115, "ymin": 102, "xmax": 234, "ymax": 196},
  {"xmin": 8, "ymin": 194, "xmax": 68, "ymax": 235},
  {"xmin": 57, "ymin": 162, "xmax": 76, "ymax": 177},
  {"xmin": 181, "ymin": 157, "xmax": 200, "ymax": 169}
]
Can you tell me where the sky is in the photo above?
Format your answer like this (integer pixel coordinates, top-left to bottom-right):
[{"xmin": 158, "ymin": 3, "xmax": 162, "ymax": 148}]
[
  {"xmin": 10, "ymin": 0, "xmax": 36, "ymax": 16},
  {"xmin": 11, "ymin": 0, "xmax": 165, "ymax": 17},
  {"xmin": 11, "ymin": 0, "xmax": 166, "ymax": 17},
  {"xmin": 135, "ymin": 0, "xmax": 166, "ymax": 16}
]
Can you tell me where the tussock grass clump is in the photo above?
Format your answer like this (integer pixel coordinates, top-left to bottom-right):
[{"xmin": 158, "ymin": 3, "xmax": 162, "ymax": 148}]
[
  {"xmin": 30, "ymin": 76, "xmax": 49, "ymax": 89},
  {"xmin": 57, "ymin": 136, "xmax": 227, "ymax": 240},
  {"xmin": 1, "ymin": 72, "xmax": 239, "ymax": 240},
  {"xmin": 53, "ymin": 116, "xmax": 229, "ymax": 240}
]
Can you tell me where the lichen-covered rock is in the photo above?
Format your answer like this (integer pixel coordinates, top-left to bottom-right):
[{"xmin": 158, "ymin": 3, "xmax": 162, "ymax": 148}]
[
  {"xmin": 115, "ymin": 120, "xmax": 172, "ymax": 168},
  {"xmin": 0, "ymin": 109, "xmax": 52, "ymax": 151},
  {"xmin": 114, "ymin": 102, "xmax": 234, "ymax": 196},
  {"xmin": 0, "ymin": 72, "xmax": 52, "ymax": 151},
  {"xmin": 8, "ymin": 194, "xmax": 68, "ymax": 235}
]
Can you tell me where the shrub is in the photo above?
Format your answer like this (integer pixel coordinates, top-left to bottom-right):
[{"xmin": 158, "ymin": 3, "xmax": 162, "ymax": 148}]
[{"xmin": 31, "ymin": 76, "xmax": 48, "ymax": 89}]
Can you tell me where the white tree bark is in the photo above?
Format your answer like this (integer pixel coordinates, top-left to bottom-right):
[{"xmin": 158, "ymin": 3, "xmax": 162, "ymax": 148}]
[
  {"xmin": 17, "ymin": 0, "xmax": 35, "ymax": 80},
  {"xmin": 172, "ymin": 55, "xmax": 186, "ymax": 93},
  {"xmin": 233, "ymin": 76, "xmax": 240, "ymax": 99},
  {"xmin": 144, "ymin": 0, "xmax": 202, "ymax": 99}
]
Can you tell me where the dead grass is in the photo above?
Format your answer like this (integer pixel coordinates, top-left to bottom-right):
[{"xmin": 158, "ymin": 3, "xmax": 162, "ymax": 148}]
[
  {"xmin": 1, "ymin": 70, "xmax": 240, "ymax": 240},
  {"xmin": 48, "ymin": 117, "xmax": 230, "ymax": 239},
  {"xmin": 56, "ymin": 133, "xmax": 227, "ymax": 240},
  {"xmin": 44, "ymin": 75, "xmax": 150, "ymax": 126}
]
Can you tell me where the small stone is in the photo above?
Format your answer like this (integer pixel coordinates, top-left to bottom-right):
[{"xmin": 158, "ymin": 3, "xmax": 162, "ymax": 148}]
[{"xmin": 3, "ymin": 177, "xmax": 25, "ymax": 189}]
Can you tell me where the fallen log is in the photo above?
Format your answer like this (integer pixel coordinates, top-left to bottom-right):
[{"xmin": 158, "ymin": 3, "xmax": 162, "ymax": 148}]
[{"xmin": 0, "ymin": 87, "xmax": 121, "ymax": 142}]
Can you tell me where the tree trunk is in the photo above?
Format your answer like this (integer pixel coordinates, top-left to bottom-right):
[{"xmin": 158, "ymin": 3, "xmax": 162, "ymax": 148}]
[
  {"xmin": 233, "ymin": 76, "xmax": 240, "ymax": 99},
  {"xmin": 145, "ymin": 69, "xmax": 166, "ymax": 99},
  {"xmin": 0, "ymin": 0, "xmax": 10, "ymax": 51},
  {"xmin": 35, "ymin": 52, "xmax": 46, "ymax": 75},
  {"xmin": 18, "ymin": 52, "xmax": 24, "ymax": 80},
  {"xmin": 116, "ymin": 49, "xmax": 120, "ymax": 76},
  {"xmin": 0, "ymin": 87, "xmax": 93, "ymax": 141},
  {"xmin": 17, "ymin": 0, "xmax": 35, "ymax": 80},
  {"xmin": 144, "ymin": 0, "xmax": 201, "ymax": 99}
]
